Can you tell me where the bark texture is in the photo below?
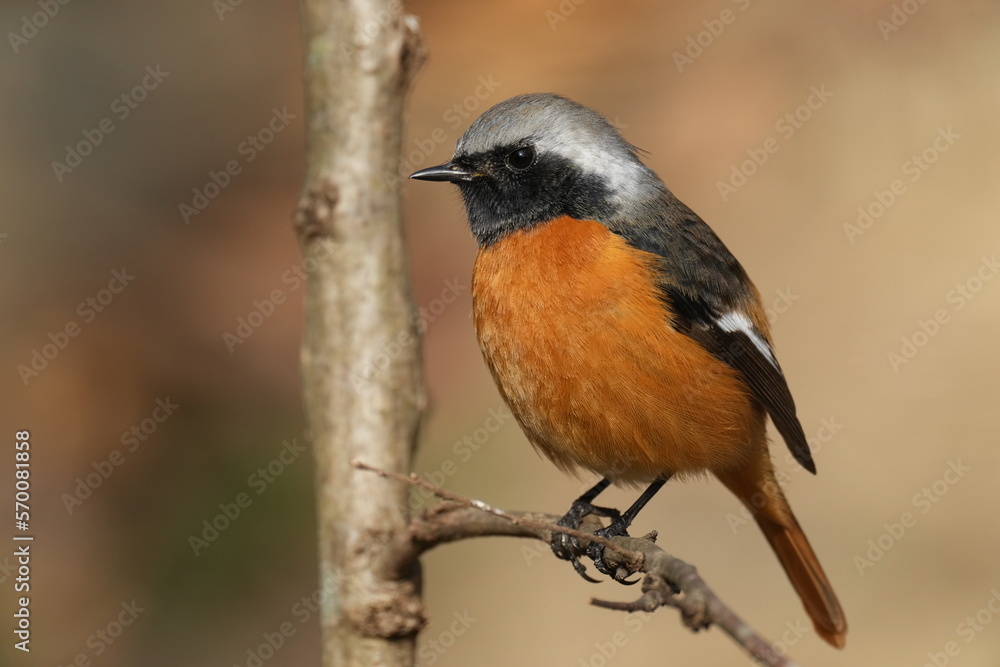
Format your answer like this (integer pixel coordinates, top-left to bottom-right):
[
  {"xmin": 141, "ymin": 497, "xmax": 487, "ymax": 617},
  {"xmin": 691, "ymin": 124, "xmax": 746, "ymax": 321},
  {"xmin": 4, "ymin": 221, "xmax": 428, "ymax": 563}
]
[{"xmin": 296, "ymin": 2, "xmax": 426, "ymax": 665}]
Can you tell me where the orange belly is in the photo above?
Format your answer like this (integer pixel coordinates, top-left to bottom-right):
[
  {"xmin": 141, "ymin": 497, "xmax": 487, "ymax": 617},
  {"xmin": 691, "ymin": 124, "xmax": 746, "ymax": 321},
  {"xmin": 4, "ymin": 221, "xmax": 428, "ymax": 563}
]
[{"xmin": 472, "ymin": 216, "xmax": 765, "ymax": 484}]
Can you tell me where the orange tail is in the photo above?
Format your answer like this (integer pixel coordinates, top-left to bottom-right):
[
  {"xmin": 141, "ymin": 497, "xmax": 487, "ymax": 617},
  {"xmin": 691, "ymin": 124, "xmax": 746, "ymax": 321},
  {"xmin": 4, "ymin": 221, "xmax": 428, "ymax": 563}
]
[{"xmin": 715, "ymin": 466, "xmax": 848, "ymax": 649}]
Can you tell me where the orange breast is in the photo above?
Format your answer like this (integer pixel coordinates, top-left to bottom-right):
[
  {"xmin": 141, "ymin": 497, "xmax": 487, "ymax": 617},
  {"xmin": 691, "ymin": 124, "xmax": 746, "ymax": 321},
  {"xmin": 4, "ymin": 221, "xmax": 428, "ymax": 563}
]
[{"xmin": 472, "ymin": 216, "xmax": 765, "ymax": 484}]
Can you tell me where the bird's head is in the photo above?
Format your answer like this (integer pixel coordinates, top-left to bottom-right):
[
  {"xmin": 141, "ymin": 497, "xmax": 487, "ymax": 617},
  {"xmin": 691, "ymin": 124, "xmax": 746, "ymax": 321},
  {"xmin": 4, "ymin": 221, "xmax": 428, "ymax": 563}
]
[{"xmin": 410, "ymin": 93, "xmax": 663, "ymax": 246}]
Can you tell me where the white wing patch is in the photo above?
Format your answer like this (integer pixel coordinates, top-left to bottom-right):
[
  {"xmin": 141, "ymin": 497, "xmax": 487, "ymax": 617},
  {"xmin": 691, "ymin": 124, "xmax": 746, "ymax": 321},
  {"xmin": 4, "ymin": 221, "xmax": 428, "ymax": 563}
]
[{"xmin": 716, "ymin": 311, "xmax": 778, "ymax": 368}]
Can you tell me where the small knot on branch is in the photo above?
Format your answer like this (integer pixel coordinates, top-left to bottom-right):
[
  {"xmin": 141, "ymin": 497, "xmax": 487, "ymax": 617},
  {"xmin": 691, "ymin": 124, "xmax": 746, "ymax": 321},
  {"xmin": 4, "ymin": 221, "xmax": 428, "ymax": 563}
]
[{"xmin": 295, "ymin": 178, "xmax": 339, "ymax": 241}]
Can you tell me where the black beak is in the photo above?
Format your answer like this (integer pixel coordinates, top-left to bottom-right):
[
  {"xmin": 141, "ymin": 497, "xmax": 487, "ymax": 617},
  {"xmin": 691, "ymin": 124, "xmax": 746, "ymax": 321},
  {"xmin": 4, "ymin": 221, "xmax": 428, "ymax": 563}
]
[{"xmin": 409, "ymin": 162, "xmax": 474, "ymax": 183}]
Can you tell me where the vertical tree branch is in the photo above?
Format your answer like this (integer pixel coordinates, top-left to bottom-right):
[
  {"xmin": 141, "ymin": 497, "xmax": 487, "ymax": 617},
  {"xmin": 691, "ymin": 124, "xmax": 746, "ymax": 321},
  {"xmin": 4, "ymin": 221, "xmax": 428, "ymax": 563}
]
[{"xmin": 295, "ymin": 1, "xmax": 426, "ymax": 666}]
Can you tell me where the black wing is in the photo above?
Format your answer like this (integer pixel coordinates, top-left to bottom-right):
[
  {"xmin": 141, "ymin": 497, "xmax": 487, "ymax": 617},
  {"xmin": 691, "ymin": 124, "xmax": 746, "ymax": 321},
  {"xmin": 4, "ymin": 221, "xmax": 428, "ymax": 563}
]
[
  {"xmin": 665, "ymin": 288, "xmax": 816, "ymax": 474},
  {"xmin": 609, "ymin": 193, "xmax": 816, "ymax": 473}
]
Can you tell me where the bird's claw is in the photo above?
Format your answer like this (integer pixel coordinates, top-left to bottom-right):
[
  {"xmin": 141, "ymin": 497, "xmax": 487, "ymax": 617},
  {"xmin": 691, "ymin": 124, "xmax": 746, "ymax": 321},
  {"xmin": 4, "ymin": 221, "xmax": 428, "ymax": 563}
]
[{"xmin": 569, "ymin": 554, "xmax": 601, "ymax": 583}]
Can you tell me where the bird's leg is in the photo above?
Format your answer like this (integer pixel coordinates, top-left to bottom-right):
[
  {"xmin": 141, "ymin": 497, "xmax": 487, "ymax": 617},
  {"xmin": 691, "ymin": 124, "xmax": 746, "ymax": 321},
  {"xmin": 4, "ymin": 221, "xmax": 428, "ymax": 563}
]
[
  {"xmin": 586, "ymin": 477, "xmax": 670, "ymax": 581},
  {"xmin": 550, "ymin": 478, "xmax": 619, "ymax": 582}
]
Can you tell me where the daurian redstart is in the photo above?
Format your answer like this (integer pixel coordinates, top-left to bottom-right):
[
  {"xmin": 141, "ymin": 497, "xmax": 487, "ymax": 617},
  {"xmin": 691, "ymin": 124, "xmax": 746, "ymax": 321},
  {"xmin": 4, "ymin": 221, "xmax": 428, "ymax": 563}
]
[{"xmin": 411, "ymin": 93, "xmax": 846, "ymax": 648}]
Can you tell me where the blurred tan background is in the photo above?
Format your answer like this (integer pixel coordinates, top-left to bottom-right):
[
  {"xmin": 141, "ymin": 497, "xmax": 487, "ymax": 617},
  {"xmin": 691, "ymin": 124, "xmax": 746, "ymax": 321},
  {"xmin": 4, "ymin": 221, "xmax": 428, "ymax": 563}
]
[{"xmin": 1, "ymin": 1, "xmax": 998, "ymax": 665}]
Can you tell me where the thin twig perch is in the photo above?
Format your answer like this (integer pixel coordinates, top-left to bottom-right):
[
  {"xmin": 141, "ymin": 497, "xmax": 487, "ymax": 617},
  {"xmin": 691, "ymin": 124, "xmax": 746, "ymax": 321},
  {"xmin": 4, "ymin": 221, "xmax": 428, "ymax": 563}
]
[{"xmin": 353, "ymin": 460, "xmax": 801, "ymax": 667}]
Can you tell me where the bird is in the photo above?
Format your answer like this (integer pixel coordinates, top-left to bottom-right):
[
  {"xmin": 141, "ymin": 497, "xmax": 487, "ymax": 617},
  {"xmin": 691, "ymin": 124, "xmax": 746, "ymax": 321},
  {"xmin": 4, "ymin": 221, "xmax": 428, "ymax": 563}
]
[{"xmin": 409, "ymin": 92, "xmax": 846, "ymax": 649}]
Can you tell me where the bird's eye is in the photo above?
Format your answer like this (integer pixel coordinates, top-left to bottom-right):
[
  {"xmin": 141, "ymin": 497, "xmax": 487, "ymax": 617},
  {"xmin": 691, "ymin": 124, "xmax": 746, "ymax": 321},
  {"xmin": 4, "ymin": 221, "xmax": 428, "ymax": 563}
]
[{"xmin": 506, "ymin": 146, "xmax": 535, "ymax": 170}]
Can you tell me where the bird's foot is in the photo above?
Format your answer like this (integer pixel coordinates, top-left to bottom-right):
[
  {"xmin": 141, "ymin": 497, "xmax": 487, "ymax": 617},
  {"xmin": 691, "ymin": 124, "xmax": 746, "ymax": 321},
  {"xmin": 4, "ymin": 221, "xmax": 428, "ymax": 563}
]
[
  {"xmin": 550, "ymin": 499, "xmax": 628, "ymax": 584},
  {"xmin": 585, "ymin": 517, "xmax": 641, "ymax": 584}
]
